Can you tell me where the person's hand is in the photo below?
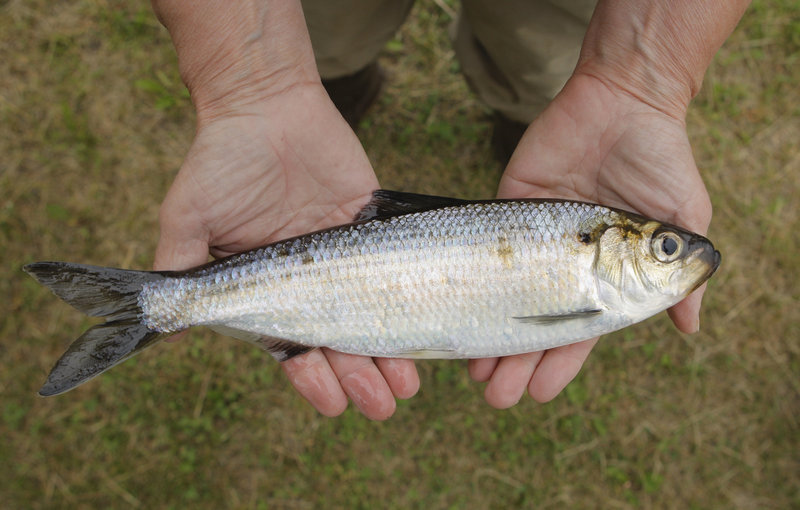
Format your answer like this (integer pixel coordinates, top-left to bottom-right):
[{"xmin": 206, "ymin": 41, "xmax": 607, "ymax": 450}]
[
  {"xmin": 154, "ymin": 83, "xmax": 419, "ymax": 420},
  {"xmin": 470, "ymin": 72, "xmax": 713, "ymax": 408}
]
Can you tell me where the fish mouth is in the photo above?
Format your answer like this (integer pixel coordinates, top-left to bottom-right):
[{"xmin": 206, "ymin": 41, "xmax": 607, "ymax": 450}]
[{"xmin": 687, "ymin": 234, "xmax": 721, "ymax": 291}]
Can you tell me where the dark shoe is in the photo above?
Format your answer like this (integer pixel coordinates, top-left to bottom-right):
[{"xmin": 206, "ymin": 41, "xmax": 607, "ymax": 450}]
[
  {"xmin": 491, "ymin": 113, "xmax": 528, "ymax": 165},
  {"xmin": 322, "ymin": 62, "xmax": 385, "ymax": 130}
]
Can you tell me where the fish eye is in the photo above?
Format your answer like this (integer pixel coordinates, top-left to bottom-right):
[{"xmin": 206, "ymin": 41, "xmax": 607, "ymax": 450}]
[
  {"xmin": 662, "ymin": 236, "xmax": 678, "ymax": 256},
  {"xmin": 652, "ymin": 231, "xmax": 684, "ymax": 263}
]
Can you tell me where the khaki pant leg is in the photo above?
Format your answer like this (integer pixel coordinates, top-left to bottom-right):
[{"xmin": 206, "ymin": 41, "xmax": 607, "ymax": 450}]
[
  {"xmin": 455, "ymin": 0, "xmax": 597, "ymax": 123},
  {"xmin": 301, "ymin": 0, "xmax": 415, "ymax": 79}
]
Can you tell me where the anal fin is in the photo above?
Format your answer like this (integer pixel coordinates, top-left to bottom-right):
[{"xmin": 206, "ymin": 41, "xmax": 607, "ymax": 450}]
[{"xmin": 209, "ymin": 326, "xmax": 314, "ymax": 362}]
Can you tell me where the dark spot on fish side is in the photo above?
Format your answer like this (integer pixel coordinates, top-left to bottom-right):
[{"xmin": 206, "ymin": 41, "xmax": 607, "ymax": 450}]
[
  {"xmin": 270, "ymin": 244, "xmax": 290, "ymax": 259},
  {"xmin": 578, "ymin": 232, "xmax": 592, "ymax": 244},
  {"xmin": 496, "ymin": 236, "xmax": 514, "ymax": 268}
]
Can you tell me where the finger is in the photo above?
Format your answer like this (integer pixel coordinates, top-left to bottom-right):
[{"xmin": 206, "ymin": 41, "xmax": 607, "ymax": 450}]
[
  {"xmin": 468, "ymin": 358, "xmax": 500, "ymax": 382},
  {"xmin": 374, "ymin": 358, "xmax": 420, "ymax": 400},
  {"xmin": 324, "ymin": 349, "xmax": 397, "ymax": 421},
  {"xmin": 667, "ymin": 283, "xmax": 707, "ymax": 334},
  {"xmin": 281, "ymin": 349, "xmax": 349, "ymax": 417},
  {"xmin": 483, "ymin": 352, "xmax": 545, "ymax": 409},
  {"xmin": 528, "ymin": 338, "xmax": 598, "ymax": 403}
]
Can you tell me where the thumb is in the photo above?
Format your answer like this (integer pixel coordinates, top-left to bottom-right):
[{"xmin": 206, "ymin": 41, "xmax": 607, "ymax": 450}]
[
  {"xmin": 667, "ymin": 180, "xmax": 714, "ymax": 335},
  {"xmin": 668, "ymin": 283, "xmax": 707, "ymax": 334},
  {"xmin": 153, "ymin": 231, "xmax": 209, "ymax": 272},
  {"xmin": 153, "ymin": 187, "xmax": 211, "ymax": 272}
]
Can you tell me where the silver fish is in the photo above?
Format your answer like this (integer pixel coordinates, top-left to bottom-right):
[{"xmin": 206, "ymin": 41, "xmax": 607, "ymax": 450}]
[{"xmin": 25, "ymin": 190, "xmax": 720, "ymax": 396}]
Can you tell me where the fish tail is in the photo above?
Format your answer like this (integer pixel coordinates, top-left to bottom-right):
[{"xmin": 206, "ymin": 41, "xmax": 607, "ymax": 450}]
[{"xmin": 23, "ymin": 262, "xmax": 169, "ymax": 396}]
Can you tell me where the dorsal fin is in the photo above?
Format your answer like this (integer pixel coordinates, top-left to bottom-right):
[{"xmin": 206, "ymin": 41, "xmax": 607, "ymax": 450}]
[{"xmin": 354, "ymin": 189, "xmax": 471, "ymax": 221}]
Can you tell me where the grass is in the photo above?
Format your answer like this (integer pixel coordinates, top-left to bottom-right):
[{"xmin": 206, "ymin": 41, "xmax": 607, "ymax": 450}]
[{"xmin": 1, "ymin": 0, "xmax": 798, "ymax": 508}]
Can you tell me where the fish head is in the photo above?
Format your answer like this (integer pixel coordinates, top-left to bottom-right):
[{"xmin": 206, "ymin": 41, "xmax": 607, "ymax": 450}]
[{"xmin": 594, "ymin": 218, "xmax": 721, "ymax": 318}]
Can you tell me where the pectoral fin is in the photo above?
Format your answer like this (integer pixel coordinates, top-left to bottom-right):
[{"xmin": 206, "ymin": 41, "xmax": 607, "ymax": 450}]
[
  {"xmin": 392, "ymin": 348, "xmax": 458, "ymax": 359},
  {"xmin": 210, "ymin": 326, "xmax": 314, "ymax": 362},
  {"xmin": 513, "ymin": 309, "xmax": 603, "ymax": 325}
]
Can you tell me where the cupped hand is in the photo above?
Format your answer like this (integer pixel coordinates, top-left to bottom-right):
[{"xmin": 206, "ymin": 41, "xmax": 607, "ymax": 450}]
[
  {"xmin": 154, "ymin": 83, "xmax": 419, "ymax": 420},
  {"xmin": 471, "ymin": 73, "xmax": 712, "ymax": 408}
]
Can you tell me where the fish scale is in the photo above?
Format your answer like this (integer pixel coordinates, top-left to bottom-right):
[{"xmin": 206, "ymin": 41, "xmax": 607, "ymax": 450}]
[{"xmin": 138, "ymin": 201, "xmax": 611, "ymax": 358}]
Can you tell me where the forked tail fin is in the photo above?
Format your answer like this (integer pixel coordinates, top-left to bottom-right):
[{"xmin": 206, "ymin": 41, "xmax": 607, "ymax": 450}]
[{"xmin": 23, "ymin": 262, "xmax": 169, "ymax": 396}]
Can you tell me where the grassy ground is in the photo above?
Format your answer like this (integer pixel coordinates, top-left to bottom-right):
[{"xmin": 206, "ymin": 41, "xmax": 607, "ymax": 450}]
[{"xmin": 1, "ymin": 0, "xmax": 798, "ymax": 508}]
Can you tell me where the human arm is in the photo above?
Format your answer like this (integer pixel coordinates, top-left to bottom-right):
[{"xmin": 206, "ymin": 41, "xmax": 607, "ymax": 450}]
[
  {"xmin": 149, "ymin": 0, "xmax": 419, "ymax": 420},
  {"xmin": 472, "ymin": 0, "xmax": 750, "ymax": 408}
]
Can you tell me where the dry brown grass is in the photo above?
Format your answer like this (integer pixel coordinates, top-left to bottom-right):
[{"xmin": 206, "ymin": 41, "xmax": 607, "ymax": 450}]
[{"xmin": 1, "ymin": 0, "xmax": 797, "ymax": 508}]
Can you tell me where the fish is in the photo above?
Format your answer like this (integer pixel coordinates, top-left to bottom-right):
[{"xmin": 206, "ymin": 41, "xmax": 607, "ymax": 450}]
[{"xmin": 24, "ymin": 190, "xmax": 720, "ymax": 396}]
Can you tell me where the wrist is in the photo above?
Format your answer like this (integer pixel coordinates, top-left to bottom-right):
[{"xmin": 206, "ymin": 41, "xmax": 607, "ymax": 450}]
[
  {"xmin": 152, "ymin": 0, "xmax": 320, "ymax": 121},
  {"xmin": 576, "ymin": 0, "xmax": 749, "ymax": 118}
]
